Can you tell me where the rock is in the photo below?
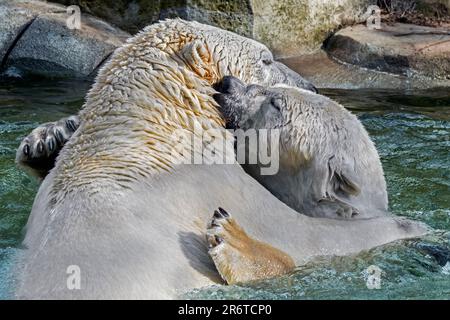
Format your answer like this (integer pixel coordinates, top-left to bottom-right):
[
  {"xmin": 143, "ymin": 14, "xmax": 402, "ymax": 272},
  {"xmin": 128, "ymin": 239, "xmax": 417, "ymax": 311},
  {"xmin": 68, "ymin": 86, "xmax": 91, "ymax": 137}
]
[
  {"xmin": 281, "ymin": 50, "xmax": 450, "ymax": 89},
  {"xmin": 161, "ymin": 0, "xmax": 253, "ymax": 37},
  {"xmin": 0, "ymin": 4, "xmax": 35, "ymax": 67},
  {"xmin": 49, "ymin": 0, "xmax": 450, "ymax": 59},
  {"xmin": 54, "ymin": 0, "xmax": 163, "ymax": 34},
  {"xmin": 0, "ymin": 0, "xmax": 130, "ymax": 78},
  {"xmin": 53, "ymin": 0, "xmax": 253, "ymax": 37},
  {"xmin": 53, "ymin": 0, "xmax": 376, "ymax": 57},
  {"xmin": 2, "ymin": 1, "xmax": 449, "ymax": 81},
  {"xmin": 325, "ymin": 23, "xmax": 450, "ymax": 81},
  {"xmin": 251, "ymin": 0, "xmax": 376, "ymax": 57}
]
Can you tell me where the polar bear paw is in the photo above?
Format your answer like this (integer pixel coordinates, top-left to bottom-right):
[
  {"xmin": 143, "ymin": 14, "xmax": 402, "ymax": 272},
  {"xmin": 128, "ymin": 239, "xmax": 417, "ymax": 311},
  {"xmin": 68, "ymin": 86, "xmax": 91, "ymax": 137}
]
[
  {"xmin": 16, "ymin": 115, "xmax": 80, "ymax": 178},
  {"xmin": 206, "ymin": 207, "xmax": 295, "ymax": 285}
]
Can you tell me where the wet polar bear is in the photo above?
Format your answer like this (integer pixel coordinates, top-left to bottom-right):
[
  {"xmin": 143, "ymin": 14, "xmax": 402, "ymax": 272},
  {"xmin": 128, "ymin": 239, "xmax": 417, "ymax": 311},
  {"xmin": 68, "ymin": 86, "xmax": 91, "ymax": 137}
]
[
  {"xmin": 15, "ymin": 19, "xmax": 427, "ymax": 298},
  {"xmin": 214, "ymin": 76, "xmax": 388, "ymax": 219}
]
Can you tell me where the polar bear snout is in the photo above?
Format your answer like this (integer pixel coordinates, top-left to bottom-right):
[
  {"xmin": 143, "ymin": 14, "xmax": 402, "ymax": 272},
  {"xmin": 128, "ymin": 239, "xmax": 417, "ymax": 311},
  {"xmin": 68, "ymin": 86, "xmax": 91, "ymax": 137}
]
[
  {"xmin": 214, "ymin": 76, "xmax": 285, "ymax": 131},
  {"xmin": 214, "ymin": 76, "xmax": 246, "ymax": 96},
  {"xmin": 213, "ymin": 76, "xmax": 249, "ymax": 129}
]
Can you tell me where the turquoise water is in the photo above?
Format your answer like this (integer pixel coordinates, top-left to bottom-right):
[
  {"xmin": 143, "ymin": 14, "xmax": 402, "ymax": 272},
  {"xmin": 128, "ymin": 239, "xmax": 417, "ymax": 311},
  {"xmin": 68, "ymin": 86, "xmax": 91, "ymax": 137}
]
[
  {"xmin": 0, "ymin": 80, "xmax": 449, "ymax": 299},
  {"xmin": 0, "ymin": 78, "xmax": 91, "ymax": 299}
]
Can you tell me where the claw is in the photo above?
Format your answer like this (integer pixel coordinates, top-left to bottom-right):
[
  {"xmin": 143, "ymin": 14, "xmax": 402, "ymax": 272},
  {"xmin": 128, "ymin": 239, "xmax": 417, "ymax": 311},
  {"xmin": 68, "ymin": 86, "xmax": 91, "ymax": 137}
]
[
  {"xmin": 37, "ymin": 141, "xmax": 44, "ymax": 154},
  {"xmin": 213, "ymin": 210, "xmax": 222, "ymax": 219},
  {"xmin": 54, "ymin": 128, "xmax": 65, "ymax": 144},
  {"xmin": 66, "ymin": 119, "xmax": 78, "ymax": 132},
  {"xmin": 23, "ymin": 144, "xmax": 30, "ymax": 156},
  {"xmin": 218, "ymin": 207, "xmax": 230, "ymax": 217},
  {"xmin": 17, "ymin": 116, "xmax": 79, "ymax": 179},
  {"xmin": 47, "ymin": 137, "xmax": 55, "ymax": 152}
]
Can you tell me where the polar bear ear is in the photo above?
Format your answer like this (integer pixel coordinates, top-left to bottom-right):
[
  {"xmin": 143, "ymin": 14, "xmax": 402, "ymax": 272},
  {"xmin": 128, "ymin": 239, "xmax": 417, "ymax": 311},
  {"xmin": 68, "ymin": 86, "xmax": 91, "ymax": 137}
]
[
  {"xmin": 328, "ymin": 158, "xmax": 361, "ymax": 197},
  {"xmin": 333, "ymin": 171, "xmax": 361, "ymax": 196},
  {"xmin": 180, "ymin": 40, "xmax": 218, "ymax": 83}
]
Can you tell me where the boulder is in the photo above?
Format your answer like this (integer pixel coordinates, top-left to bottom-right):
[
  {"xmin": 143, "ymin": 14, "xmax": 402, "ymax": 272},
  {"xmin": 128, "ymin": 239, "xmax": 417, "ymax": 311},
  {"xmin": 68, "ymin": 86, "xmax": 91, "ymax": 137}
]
[
  {"xmin": 53, "ymin": 0, "xmax": 253, "ymax": 37},
  {"xmin": 251, "ymin": 0, "xmax": 376, "ymax": 57},
  {"xmin": 53, "ymin": 0, "xmax": 163, "ymax": 34},
  {"xmin": 0, "ymin": 0, "xmax": 130, "ymax": 78},
  {"xmin": 0, "ymin": 4, "xmax": 35, "ymax": 67},
  {"xmin": 161, "ymin": 0, "xmax": 252, "ymax": 37},
  {"xmin": 281, "ymin": 50, "xmax": 450, "ymax": 89},
  {"xmin": 325, "ymin": 23, "xmax": 450, "ymax": 80}
]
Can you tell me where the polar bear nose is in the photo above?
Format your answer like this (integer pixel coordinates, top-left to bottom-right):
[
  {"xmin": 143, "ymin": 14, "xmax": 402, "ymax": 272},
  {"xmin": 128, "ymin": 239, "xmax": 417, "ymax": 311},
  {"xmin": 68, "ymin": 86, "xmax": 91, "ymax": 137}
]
[{"xmin": 214, "ymin": 76, "xmax": 245, "ymax": 94}]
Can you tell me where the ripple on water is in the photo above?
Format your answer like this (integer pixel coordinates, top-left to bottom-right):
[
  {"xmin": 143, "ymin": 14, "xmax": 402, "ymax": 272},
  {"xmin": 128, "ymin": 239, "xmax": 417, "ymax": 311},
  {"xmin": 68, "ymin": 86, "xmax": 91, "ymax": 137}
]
[
  {"xmin": 0, "ymin": 247, "xmax": 20, "ymax": 300},
  {"xmin": 0, "ymin": 79, "xmax": 90, "ymax": 299},
  {"xmin": 185, "ymin": 232, "xmax": 450, "ymax": 300}
]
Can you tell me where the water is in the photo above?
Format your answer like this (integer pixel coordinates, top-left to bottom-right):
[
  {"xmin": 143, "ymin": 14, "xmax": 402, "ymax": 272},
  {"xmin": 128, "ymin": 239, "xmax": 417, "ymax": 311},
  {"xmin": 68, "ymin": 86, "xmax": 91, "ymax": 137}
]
[
  {"xmin": 0, "ymin": 78, "xmax": 91, "ymax": 299},
  {"xmin": 0, "ymin": 80, "xmax": 449, "ymax": 299}
]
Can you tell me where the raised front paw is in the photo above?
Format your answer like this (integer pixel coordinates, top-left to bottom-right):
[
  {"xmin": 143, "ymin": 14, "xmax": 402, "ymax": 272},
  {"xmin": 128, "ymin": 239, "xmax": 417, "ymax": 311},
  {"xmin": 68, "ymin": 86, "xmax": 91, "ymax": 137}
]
[{"xmin": 16, "ymin": 115, "xmax": 80, "ymax": 178}]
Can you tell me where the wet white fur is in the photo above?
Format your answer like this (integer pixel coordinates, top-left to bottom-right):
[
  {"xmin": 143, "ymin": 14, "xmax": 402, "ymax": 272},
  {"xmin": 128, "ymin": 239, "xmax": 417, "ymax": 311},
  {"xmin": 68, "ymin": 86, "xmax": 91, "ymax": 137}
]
[{"xmin": 242, "ymin": 85, "xmax": 388, "ymax": 218}]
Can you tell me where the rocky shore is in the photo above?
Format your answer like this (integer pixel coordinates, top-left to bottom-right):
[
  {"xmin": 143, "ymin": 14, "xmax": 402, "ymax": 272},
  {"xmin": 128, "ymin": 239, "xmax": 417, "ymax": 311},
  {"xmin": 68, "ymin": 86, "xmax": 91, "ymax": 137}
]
[{"xmin": 282, "ymin": 23, "xmax": 450, "ymax": 89}]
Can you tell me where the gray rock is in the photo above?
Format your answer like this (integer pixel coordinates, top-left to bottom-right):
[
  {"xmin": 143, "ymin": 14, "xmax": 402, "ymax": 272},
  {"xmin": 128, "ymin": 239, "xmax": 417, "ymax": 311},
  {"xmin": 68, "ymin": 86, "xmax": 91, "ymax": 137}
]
[
  {"xmin": 251, "ymin": 0, "xmax": 376, "ymax": 58},
  {"xmin": 0, "ymin": 0, "xmax": 130, "ymax": 78},
  {"xmin": 325, "ymin": 23, "xmax": 450, "ymax": 81},
  {"xmin": 54, "ymin": 0, "xmax": 253, "ymax": 37},
  {"xmin": 0, "ymin": 3, "xmax": 36, "ymax": 67},
  {"xmin": 159, "ymin": 0, "xmax": 253, "ymax": 37},
  {"xmin": 281, "ymin": 50, "xmax": 450, "ymax": 90}
]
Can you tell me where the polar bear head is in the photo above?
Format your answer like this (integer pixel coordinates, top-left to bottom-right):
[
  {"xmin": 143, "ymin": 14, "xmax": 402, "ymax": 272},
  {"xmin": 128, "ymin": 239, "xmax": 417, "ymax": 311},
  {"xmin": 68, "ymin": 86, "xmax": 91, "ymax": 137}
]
[
  {"xmin": 212, "ymin": 76, "xmax": 315, "ymax": 169},
  {"xmin": 137, "ymin": 19, "xmax": 317, "ymax": 92},
  {"xmin": 213, "ymin": 76, "xmax": 306, "ymax": 138},
  {"xmin": 213, "ymin": 76, "xmax": 388, "ymax": 219}
]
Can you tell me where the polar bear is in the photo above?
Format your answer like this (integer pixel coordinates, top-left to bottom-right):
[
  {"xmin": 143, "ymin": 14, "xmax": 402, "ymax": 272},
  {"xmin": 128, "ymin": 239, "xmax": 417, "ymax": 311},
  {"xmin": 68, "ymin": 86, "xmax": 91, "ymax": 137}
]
[
  {"xmin": 213, "ymin": 76, "xmax": 388, "ymax": 219},
  {"xmin": 15, "ymin": 19, "xmax": 427, "ymax": 299},
  {"xmin": 16, "ymin": 23, "xmax": 316, "ymax": 179}
]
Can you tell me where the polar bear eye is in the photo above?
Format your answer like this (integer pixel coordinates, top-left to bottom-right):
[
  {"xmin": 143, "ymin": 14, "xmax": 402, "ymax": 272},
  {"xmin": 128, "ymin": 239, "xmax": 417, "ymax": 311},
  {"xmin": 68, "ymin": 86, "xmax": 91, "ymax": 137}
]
[
  {"xmin": 246, "ymin": 84, "xmax": 264, "ymax": 98},
  {"xmin": 261, "ymin": 52, "xmax": 273, "ymax": 65},
  {"xmin": 270, "ymin": 97, "xmax": 282, "ymax": 111}
]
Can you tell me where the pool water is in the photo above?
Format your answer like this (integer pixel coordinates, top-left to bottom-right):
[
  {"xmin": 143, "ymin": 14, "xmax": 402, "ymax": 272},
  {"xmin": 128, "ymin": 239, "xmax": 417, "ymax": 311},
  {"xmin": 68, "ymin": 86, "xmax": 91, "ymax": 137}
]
[
  {"xmin": 0, "ymin": 79, "xmax": 449, "ymax": 299},
  {"xmin": 0, "ymin": 78, "xmax": 91, "ymax": 299}
]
